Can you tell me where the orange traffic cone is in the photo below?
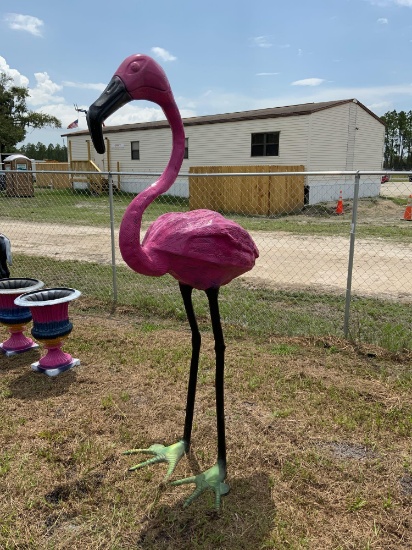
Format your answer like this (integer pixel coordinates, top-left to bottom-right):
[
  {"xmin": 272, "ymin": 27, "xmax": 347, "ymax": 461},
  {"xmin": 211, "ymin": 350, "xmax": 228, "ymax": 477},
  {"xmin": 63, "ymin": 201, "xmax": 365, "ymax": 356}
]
[
  {"xmin": 403, "ymin": 194, "xmax": 412, "ymax": 221},
  {"xmin": 335, "ymin": 190, "xmax": 344, "ymax": 215}
]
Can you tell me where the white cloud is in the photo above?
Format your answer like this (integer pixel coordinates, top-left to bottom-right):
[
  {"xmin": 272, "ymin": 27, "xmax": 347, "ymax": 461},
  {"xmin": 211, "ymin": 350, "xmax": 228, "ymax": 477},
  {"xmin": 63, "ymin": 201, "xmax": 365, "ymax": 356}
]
[
  {"xmin": 0, "ymin": 57, "xmax": 64, "ymax": 106},
  {"xmin": 366, "ymin": 0, "xmax": 412, "ymax": 5},
  {"xmin": 4, "ymin": 13, "xmax": 44, "ymax": 37},
  {"xmin": 28, "ymin": 72, "xmax": 64, "ymax": 105},
  {"xmin": 178, "ymin": 89, "xmax": 254, "ymax": 114},
  {"xmin": 176, "ymin": 108, "xmax": 197, "ymax": 119},
  {"xmin": 256, "ymin": 72, "xmax": 280, "ymax": 76},
  {"xmin": 261, "ymin": 83, "xmax": 412, "ymax": 115},
  {"xmin": 34, "ymin": 103, "xmax": 84, "ymax": 128},
  {"xmin": 292, "ymin": 78, "xmax": 325, "ymax": 86},
  {"xmin": 107, "ymin": 104, "xmax": 166, "ymax": 125},
  {"xmin": 151, "ymin": 47, "xmax": 177, "ymax": 62},
  {"xmin": 377, "ymin": 17, "xmax": 389, "ymax": 23},
  {"xmin": 63, "ymin": 81, "xmax": 106, "ymax": 92},
  {"xmin": 252, "ymin": 36, "xmax": 272, "ymax": 48},
  {"xmin": 367, "ymin": 101, "xmax": 393, "ymax": 111},
  {"xmin": 0, "ymin": 55, "xmax": 29, "ymax": 87},
  {"xmin": 27, "ymin": 102, "xmax": 197, "ymax": 144}
]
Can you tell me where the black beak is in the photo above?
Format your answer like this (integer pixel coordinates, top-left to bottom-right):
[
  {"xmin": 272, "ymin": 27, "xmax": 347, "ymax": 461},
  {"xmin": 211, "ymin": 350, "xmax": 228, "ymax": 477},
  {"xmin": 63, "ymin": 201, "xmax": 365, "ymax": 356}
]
[{"xmin": 87, "ymin": 75, "xmax": 132, "ymax": 154}]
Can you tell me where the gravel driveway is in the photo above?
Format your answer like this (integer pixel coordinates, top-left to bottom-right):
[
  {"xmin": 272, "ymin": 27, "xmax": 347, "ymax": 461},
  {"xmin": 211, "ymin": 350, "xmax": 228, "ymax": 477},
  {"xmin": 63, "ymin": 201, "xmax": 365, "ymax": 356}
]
[{"xmin": 4, "ymin": 219, "xmax": 412, "ymax": 302}]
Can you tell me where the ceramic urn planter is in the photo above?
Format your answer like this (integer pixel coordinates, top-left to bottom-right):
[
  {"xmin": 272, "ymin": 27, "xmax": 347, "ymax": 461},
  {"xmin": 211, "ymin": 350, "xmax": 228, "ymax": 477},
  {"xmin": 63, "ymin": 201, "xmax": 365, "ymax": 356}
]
[
  {"xmin": 15, "ymin": 287, "xmax": 81, "ymax": 376},
  {"xmin": 0, "ymin": 278, "xmax": 44, "ymax": 356}
]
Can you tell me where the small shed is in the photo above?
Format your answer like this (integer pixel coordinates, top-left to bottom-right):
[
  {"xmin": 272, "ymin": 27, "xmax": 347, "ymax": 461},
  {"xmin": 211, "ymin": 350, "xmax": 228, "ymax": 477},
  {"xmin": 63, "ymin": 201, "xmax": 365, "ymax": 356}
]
[{"xmin": 3, "ymin": 154, "xmax": 34, "ymax": 197}]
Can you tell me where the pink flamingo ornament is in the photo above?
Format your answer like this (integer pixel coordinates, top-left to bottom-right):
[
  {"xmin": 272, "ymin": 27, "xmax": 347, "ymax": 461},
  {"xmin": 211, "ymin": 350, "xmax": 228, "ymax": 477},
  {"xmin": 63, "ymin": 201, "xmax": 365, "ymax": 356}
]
[{"xmin": 87, "ymin": 54, "xmax": 259, "ymax": 510}]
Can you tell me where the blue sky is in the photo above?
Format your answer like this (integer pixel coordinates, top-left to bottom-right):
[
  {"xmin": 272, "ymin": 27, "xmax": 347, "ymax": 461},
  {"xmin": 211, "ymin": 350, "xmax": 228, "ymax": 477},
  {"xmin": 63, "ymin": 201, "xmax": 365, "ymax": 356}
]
[{"xmin": 1, "ymin": 0, "xmax": 412, "ymax": 146}]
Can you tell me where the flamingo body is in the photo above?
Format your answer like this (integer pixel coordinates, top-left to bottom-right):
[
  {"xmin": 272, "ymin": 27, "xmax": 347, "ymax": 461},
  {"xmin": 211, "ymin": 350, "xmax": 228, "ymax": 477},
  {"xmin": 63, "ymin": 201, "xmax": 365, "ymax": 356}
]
[{"xmin": 123, "ymin": 208, "xmax": 258, "ymax": 290}]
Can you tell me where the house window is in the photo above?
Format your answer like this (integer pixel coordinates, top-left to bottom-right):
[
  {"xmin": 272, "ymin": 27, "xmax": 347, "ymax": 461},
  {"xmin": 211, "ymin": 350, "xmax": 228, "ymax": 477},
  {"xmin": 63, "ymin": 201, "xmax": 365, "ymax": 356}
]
[
  {"xmin": 251, "ymin": 132, "xmax": 279, "ymax": 156},
  {"xmin": 131, "ymin": 141, "xmax": 140, "ymax": 160},
  {"xmin": 184, "ymin": 137, "xmax": 189, "ymax": 159}
]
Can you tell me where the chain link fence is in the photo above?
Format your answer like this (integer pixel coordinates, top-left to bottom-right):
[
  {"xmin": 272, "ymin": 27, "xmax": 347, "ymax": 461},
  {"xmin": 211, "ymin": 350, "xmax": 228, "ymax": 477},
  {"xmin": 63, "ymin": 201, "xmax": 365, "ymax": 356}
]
[{"xmin": 1, "ymin": 169, "xmax": 411, "ymax": 351}]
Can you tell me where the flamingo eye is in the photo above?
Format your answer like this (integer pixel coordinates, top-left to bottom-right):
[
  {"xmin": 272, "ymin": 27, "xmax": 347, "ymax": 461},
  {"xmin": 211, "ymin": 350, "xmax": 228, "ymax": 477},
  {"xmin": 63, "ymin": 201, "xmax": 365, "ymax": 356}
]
[{"xmin": 130, "ymin": 61, "xmax": 142, "ymax": 73}]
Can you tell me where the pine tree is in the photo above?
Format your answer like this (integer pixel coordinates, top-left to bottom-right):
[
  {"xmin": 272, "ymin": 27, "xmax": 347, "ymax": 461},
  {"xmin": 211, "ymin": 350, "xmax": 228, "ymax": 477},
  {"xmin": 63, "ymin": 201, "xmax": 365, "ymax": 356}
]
[{"xmin": 381, "ymin": 109, "xmax": 412, "ymax": 170}]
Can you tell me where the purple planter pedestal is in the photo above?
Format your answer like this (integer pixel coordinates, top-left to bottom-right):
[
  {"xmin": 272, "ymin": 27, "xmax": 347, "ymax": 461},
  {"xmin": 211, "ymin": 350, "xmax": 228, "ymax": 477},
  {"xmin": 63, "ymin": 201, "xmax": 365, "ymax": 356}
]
[
  {"xmin": 15, "ymin": 287, "xmax": 81, "ymax": 377},
  {"xmin": 0, "ymin": 278, "xmax": 44, "ymax": 356}
]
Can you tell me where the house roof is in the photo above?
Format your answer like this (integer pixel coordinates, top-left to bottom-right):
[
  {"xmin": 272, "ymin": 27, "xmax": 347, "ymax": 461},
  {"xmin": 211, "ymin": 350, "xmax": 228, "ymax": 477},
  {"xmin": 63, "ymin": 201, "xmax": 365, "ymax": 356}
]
[{"xmin": 62, "ymin": 98, "xmax": 384, "ymax": 138}]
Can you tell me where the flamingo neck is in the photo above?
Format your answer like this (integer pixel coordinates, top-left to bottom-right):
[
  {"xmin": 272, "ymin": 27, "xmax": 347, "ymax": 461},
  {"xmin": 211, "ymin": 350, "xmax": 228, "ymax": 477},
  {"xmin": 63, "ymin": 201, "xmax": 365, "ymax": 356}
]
[{"xmin": 119, "ymin": 99, "xmax": 185, "ymax": 275}]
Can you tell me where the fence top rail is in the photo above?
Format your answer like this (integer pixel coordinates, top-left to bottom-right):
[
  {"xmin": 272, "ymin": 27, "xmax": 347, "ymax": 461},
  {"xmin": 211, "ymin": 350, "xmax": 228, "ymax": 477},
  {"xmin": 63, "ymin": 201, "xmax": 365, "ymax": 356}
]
[{"xmin": 3, "ymin": 169, "xmax": 412, "ymax": 177}]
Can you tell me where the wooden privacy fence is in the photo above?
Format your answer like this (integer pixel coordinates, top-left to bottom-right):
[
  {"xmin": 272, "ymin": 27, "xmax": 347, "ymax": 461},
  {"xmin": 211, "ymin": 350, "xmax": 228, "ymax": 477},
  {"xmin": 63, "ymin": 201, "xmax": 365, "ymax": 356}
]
[
  {"xmin": 35, "ymin": 163, "xmax": 70, "ymax": 189},
  {"xmin": 189, "ymin": 165, "xmax": 305, "ymax": 215}
]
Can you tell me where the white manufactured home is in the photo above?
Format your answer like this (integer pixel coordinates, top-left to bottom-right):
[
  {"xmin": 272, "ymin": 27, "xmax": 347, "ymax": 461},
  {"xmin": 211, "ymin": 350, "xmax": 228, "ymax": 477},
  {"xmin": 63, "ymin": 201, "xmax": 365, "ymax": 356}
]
[{"xmin": 63, "ymin": 98, "xmax": 385, "ymax": 204}]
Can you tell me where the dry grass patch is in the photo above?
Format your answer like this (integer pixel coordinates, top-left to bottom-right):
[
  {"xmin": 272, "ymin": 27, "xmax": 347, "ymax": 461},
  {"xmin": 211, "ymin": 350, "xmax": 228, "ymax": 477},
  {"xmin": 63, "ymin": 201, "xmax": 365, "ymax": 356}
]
[{"xmin": 0, "ymin": 315, "xmax": 411, "ymax": 549}]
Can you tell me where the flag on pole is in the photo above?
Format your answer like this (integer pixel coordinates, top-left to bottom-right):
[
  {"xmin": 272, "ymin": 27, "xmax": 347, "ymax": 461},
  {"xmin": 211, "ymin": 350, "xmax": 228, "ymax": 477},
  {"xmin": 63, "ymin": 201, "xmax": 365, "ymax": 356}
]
[{"xmin": 67, "ymin": 119, "xmax": 78, "ymax": 129}]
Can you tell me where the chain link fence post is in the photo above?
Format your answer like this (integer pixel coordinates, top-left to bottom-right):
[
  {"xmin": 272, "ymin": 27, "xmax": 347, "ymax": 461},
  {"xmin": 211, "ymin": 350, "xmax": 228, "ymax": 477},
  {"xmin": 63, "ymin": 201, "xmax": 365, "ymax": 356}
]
[
  {"xmin": 344, "ymin": 171, "xmax": 360, "ymax": 338},
  {"xmin": 108, "ymin": 172, "xmax": 118, "ymax": 306}
]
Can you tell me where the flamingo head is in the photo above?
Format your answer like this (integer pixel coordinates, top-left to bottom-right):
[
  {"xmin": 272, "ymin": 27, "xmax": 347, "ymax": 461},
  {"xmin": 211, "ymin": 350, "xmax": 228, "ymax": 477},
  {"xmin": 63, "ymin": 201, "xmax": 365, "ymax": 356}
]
[{"xmin": 87, "ymin": 54, "xmax": 172, "ymax": 154}]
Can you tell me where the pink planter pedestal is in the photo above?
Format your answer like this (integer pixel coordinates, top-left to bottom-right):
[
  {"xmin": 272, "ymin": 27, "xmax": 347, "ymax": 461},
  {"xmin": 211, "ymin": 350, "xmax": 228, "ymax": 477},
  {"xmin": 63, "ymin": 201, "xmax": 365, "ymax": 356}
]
[
  {"xmin": 15, "ymin": 287, "xmax": 81, "ymax": 377},
  {"xmin": 0, "ymin": 278, "xmax": 44, "ymax": 356}
]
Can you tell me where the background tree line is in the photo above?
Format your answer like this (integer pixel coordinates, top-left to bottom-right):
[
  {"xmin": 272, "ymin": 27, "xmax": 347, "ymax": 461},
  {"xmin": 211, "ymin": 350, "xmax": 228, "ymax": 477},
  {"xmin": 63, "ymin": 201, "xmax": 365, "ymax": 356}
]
[
  {"xmin": 381, "ymin": 110, "xmax": 412, "ymax": 170},
  {"xmin": 17, "ymin": 142, "xmax": 68, "ymax": 162}
]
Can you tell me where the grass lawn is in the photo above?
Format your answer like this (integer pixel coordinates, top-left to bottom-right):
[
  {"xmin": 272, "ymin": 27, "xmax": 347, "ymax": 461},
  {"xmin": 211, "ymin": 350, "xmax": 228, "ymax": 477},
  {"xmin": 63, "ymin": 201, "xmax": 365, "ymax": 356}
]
[
  {"xmin": 10, "ymin": 253, "xmax": 412, "ymax": 352},
  {"xmin": 0, "ymin": 315, "xmax": 411, "ymax": 549},
  {"xmin": 1, "ymin": 189, "xmax": 411, "ymax": 548}
]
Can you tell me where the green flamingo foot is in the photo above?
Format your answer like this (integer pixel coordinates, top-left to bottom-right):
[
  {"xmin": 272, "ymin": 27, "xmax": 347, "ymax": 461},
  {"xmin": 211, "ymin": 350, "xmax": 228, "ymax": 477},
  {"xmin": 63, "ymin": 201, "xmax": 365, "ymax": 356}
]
[
  {"xmin": 171, "ymin": 461, "xmax": 229, "ymax": 511},
  {"xmin": 123, "ymin": 440, "xmax": 186, "ymax": 482}
]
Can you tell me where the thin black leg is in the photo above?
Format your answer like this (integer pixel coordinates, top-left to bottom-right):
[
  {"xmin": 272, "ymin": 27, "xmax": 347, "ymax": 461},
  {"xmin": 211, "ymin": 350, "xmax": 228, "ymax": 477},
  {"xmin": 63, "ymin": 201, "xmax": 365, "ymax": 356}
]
[
  {"xmin": 179, "ymin": 283, "xmax": 201, "ymax": 449},
  {"xmin": 205, "ymin": 287, "xmax": 226, "ymax": 467}
]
